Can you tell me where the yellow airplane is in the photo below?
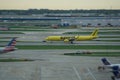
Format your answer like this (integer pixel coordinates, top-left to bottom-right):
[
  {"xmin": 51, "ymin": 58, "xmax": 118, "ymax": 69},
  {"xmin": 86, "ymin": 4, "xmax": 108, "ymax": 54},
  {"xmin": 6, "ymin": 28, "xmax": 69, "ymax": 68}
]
[{"xmin": 45, "ymin": 29, "xmax": 98, "ymax": 44}]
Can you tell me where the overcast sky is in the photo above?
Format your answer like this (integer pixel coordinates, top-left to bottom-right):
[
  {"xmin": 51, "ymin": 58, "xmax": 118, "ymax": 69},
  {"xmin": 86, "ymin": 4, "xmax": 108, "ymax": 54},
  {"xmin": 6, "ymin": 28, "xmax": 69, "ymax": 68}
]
[{"xmin": 0, "ymin": 0, "xmax": 120, "ymax": 10}]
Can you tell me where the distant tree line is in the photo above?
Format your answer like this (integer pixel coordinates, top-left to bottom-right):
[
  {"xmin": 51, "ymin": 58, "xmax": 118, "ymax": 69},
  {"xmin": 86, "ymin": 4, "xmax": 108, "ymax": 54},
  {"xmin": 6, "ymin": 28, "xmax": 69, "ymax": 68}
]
[{"xmin": 0, "ymin": 9, "xmax": 120, "ymax": 16}]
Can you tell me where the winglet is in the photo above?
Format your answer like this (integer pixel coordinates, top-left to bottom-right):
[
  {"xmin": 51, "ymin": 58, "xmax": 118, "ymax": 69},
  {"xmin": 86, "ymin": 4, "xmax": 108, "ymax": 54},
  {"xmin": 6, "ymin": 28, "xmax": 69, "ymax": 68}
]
[
  {"xmin": 112, "ymin": 66, "xmax": 120, "ymax": 77},
  {"xmin": 6, "ymin": 37, "xmax": 17, "ymax": 47},
  {"xmin": 91, "ymin": 29, "xmax": 98, "ymax": 37},
  {"xmin": 101, "ymin": 58, "xmax": 111, "ymax": 65}
]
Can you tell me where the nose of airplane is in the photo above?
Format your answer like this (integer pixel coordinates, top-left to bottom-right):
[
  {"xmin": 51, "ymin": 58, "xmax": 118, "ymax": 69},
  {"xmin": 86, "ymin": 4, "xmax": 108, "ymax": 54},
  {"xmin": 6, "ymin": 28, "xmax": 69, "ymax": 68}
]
[{"xmin": 45, "ymin": 37, "xmax": 49, "ymax": 40}]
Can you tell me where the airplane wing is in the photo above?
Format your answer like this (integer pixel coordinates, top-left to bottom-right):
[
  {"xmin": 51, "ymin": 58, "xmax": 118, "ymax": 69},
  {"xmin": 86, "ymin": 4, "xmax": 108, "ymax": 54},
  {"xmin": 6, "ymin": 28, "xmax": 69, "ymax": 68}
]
[{"xmin": 111, "ymin": 66, "xmax": 120, "ymax": 80}]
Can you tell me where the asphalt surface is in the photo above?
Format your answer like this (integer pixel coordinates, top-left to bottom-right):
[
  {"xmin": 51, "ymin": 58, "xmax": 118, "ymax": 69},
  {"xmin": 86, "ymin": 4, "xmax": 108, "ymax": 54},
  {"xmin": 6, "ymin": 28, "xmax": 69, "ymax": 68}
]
[
  {"xmin": 0, "ymin": 40, "xmax": 120, "ymax": 46},
  {"xmin": 0, "ymin": 31, "xmax": 120, "ymax": 46},
  {"xmin": 0, "ymin": 28, "xmax": 120, "ymax": 80},
  {"xmin": 0, "ymin": 50, "xmax": 119, "ymax": 80}
]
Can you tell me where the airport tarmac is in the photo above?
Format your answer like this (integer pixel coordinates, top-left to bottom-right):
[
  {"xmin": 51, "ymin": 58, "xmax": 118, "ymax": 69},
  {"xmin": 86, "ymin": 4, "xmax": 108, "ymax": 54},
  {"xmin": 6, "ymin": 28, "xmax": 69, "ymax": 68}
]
[
  {"xmin": 0, "ymin": 31, "xmax": 120, "ymax": 42},
  {"xmin": 0, "ymin": 27, "xmax": 120, "ymax": 80},
  {"xmin": 0, "ymin": 50, "xmax": 118, "ymax": 80},
  {"xmin": 0, "ymin": 32, "xmax": 120, "ymax": 46},
  {"xmin": 0, "ymin": 40, "xmax": 120, "ymax": 46}
]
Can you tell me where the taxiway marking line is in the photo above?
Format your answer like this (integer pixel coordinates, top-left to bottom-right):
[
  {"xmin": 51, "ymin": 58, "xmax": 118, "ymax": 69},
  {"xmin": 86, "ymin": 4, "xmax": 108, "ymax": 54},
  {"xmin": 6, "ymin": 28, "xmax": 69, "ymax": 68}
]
[
  {"xmin": 73, "ymin": 66, "xmax": 82, "ymax": 80},
  {"xmin": 87, "ymin": 67, "xmax": 97, "ymax": 80}
]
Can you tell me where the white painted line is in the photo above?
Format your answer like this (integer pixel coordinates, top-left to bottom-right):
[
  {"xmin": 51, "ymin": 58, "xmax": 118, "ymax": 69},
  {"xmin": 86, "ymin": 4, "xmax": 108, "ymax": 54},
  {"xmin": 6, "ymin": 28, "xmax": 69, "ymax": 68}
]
[
  {"xmin": 73, "ymin": 66, "xmax": 82, "ymax": 80},
  {"xmin": 87, "ymin": 67, "xmax": 97, "ymax": 80}
]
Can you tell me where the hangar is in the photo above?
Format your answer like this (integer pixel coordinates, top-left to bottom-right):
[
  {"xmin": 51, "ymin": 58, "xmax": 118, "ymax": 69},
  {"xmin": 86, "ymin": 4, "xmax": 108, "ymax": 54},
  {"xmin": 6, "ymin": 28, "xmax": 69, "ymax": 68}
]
[{"xmin": 0, "ymin": 17, "xmax": 61, "ymax": 26}]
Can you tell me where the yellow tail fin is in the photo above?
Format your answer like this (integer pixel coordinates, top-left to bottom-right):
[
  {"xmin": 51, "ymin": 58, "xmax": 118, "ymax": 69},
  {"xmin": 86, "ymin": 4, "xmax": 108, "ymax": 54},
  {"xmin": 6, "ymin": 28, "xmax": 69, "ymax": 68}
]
[{"xmin": 91, "ymin": 29, "xmax": 98, "ymax": 36}]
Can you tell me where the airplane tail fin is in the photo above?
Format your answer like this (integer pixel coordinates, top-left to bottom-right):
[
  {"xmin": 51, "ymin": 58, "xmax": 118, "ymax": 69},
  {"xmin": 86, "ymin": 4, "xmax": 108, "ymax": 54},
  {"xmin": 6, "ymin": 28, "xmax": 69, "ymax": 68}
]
[
  {"xmin": 5, "ymin": 37, "xmax": 17, "ymax": 49},
  {"xmin": 91, "ymin": 29, "xmax": 98, "ymax": 37},
  {"xmin": 101, "ymin": 58, "xmax": 111, "ymax": 65},
  {"xmin": 112, "ymin": 66, "xmax": 120, "ymax": 77}
]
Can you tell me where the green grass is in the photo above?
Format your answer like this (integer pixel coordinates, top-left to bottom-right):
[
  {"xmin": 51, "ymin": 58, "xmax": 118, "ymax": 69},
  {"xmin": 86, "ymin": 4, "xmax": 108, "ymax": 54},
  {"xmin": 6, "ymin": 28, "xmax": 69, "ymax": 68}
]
[
  {"xmin": 0, "ymin": 31, "xmax": 24, "ymax": 34},
  {"xmin": 0, "ymin": 37, "xmax": 15, "ymax": 39},
  {"xmin": 99, "ymin": 36, "xmax": 120, "ymax": 38},
  {"xmin": 10, "ymin": 29, "xmax": 52, "ymax": 31},
  {"xmin": 16, "ymin": 45, "xmax": 120, "ymax": 50},
  {"xmin": 0, "ymin": 58, "xmax": 34, "ymax": 62},
  {"xmin": 63, "ymin": 31, "xmax": 120, "ymax": 35},
  {"xmin": 98, "ymin": 28, "xmax": 120, "ymax": 30},
  {"xmin": 64, "ymin": 52, "xmax": 120, "ymax": 57},
  {"xmin": 96, "ymin": 40, "xmax": 120, "ymax": 42},
  {"xmin": 9, "ymin": 26, "xmax": 42, "ymax": 28}
]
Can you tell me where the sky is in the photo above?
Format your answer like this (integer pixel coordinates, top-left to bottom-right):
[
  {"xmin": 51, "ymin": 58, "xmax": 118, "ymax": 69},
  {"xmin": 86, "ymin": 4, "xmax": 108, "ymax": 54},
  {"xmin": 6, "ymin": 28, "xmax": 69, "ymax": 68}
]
[{"xmin": 0, "ymin": 0, "xmax": 120, "ymax": 10}]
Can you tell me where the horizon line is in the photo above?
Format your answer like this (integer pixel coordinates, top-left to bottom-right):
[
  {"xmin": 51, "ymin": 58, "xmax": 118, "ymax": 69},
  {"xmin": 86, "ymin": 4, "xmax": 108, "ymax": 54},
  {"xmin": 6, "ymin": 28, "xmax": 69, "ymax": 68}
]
[{"xmin": 0, "ymin": 8, "xmax": 120, "ymax": 10}]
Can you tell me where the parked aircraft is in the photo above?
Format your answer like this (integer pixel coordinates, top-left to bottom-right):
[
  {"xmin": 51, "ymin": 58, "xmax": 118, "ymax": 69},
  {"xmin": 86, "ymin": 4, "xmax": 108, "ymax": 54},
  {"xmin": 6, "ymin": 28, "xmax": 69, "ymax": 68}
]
[
  {"xmin": 111, "ymin": 66, "xmax": 120, "ymax": 80},
  {"xmin": 45, "ymin": 29, "xmax": 98, "ymax": 43},
  {"xmin": 98, "ymin": 58, "xmax": 120, "ymax": 70},
  {"xmin": 0, "ymin": 37, "xmax": 17, "ymax": 54},
  {"xmin": 98, "ymin": 58, "xmax": 120, "ymax": 80}
]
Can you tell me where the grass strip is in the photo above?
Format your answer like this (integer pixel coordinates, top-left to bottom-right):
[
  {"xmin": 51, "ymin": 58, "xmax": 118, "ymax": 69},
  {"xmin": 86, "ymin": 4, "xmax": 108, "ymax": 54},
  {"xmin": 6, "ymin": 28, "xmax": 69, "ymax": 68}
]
[
  {"xmin": 0, "ymin": 31, "xmax": 24, "ymax": 34},
  {"xmin": 96, "ymin": 40, "xmax": 120, "ymax": 42},
  {"xmin": 64, "ymin": 52, "xmax": 120, "ymax": 57},
  {"xmin": 16, "ymin": 45, "xmax": 120, "ymax": 50},
  {"xmin": 0, "ymin": 58, "xmax": 34, "ymax": 62},
  {"xmin": 99, "ymin": 36, "xmax": 120, "ymax": 38},
  {"xmin": 10, "ymin": 29, "xmax": 51, "ymax": 31},
  {"xmin": 0, "ymin": 37, "xmax": 15, "ymax": 39},
  {"xmin": 63, "ymin": 32, "xmax": 120, "ymax": 35}
]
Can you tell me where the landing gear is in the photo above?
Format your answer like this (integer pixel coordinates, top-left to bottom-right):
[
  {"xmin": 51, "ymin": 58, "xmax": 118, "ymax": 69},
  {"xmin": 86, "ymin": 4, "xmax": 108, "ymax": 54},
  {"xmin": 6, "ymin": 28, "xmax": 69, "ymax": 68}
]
[
  {"xmin": 42, "ymin": 40, "xmax": 46, "ymax": 42},
  {"xmin": 70, "ymin": 41, "xmax": 73, "ymax": 44},
  {"xmin": 98, "ymin": 66, "xmax": 105, "ymax": 70},
  {"xmin": 111, "ymin": 76, "xmax": 115, "ymax": 80},
  {"xmin": 69, "ymin": 38, "xmax": 74, "ymax": 44}
]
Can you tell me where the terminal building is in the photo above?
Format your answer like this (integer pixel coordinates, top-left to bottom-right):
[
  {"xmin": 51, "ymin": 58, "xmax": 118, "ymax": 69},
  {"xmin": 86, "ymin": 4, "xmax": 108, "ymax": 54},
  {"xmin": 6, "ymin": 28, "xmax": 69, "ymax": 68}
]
[
  {"xmin": 0, "ymin": 16, "xmax": 61, "ymax": 27},
  {"xmin": 0, "ymin": 15, "xmax": 120, "ymax": 27}
]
